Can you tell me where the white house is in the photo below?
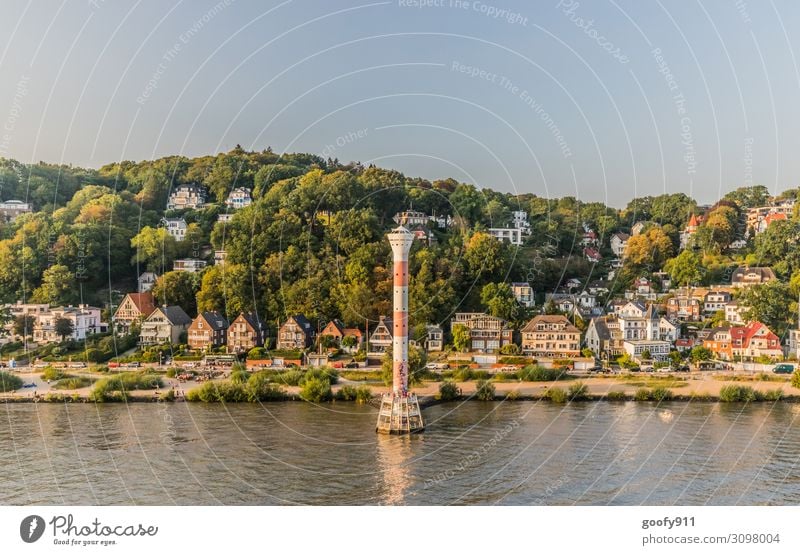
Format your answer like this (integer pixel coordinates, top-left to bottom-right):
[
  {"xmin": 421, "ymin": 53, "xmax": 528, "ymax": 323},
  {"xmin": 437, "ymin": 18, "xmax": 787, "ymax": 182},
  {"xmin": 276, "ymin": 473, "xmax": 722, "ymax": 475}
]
[
  {"xmin": 173, "ymin": 258, "xmax": 207, "ymax": 273},
  {"xmin": 610, "ymin": 232, "xmax": 630, "ymax": 257},
  {"xmin": 33, "ymin": 305, "xmax": 106, "ymax": 343},
  {"xmin": 488, "ymin": 227, "xmax": 523, "ymax": 246},
  {"xmin": 162, "ymin": 217, "xmax": 188, "ymax": 241},
  {"xmin": 138, "ymin": 272, "xmax": 158, "ymax": 293},
  {"xmin": 167, "ymin": 184, "xmax": 206, "ymax": 210},
  {"xmin": 725, "ymin": 300, "xmax": 745, "ymax": 325},
  {"xmin": 511, "ymin": 210, "xmax": 531, "ymax": 233},
  {"xmin": 0, "ymin": 200, "xmax": 32, "ymax": 222},
  {"xmin": 225, "ymin": 187, "xmax": 252, "ymax": 209}
]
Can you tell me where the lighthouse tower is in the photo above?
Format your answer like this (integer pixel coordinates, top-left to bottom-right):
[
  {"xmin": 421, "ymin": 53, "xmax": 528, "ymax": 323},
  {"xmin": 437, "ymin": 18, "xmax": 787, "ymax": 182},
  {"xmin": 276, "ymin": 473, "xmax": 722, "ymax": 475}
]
[{"xmin": 376, "ymin": 226, "xmax": 424, "ymax": 434}]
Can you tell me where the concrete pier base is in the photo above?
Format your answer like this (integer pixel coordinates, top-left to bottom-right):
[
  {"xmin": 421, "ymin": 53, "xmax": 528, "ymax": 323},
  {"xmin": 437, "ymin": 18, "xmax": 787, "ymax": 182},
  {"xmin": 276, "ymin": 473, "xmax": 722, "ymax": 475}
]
[{"xmin": 376, "ymin": 392, "xmax": 424, "ymax": 434}]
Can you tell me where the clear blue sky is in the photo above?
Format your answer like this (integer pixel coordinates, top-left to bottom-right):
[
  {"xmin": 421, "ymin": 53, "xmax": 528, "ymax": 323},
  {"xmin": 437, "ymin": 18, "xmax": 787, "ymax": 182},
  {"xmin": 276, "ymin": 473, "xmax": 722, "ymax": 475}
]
[{"xmin": 1, "ymin": 0, "xmax": 799, "ymax": 206}]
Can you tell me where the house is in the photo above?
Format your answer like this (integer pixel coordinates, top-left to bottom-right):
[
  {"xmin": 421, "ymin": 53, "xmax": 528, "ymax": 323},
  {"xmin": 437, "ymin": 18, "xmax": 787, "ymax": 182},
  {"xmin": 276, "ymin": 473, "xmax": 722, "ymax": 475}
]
[
  {"xmin": 139, "ymin": 306, "xmax": 192, "ymax": 346},
  {"xmin": 585, "ymin": 315, "xmax": 623, "ymax": 358},
  {"xmin": 188, "ymin": 311, "xmax": 229, "ymax": 351},
  {"xmin": 666, "ymin": 295, "xmax": 702, "ymax": 322},
  {"xmin": 2, "ymin": 302, "xmax": 49, "ymax": 341},
  {"xmin": 217, "ymin": 213, "xmax": 234, "ymax": 223},
  {"xmin": 581, "ymin": 229, "xmax": 598, "ymax": 246},
  {"xmin": 511, "ymin": 282, "xmax": 534, "ymax": 308},
  {"xmin": 675, "ymin": 338, "xmax": 695, "ymax": 352},
  {"xmin": 703, "ymin": 321, "xmax": 782, "ymax": 361},
  {"xmin": 112, "ymin": 292, "xmax": 156, "ymax": 334},
  {"xmin": 610, "ymin": 232, "xmax": 630, "ymax": 257},
  {"xmin": 488, "ymin": 228, "xmax": 523, "ymax": 246},
  {"xmin": 615, "ymin": 302, "xmax": 672, "ymax": 360},
  {"xmin": 728, "ymin": 239, "xmax": 747, "ymax": 250},
  {"xmin": 450, "ymin": 312, "xmax": 513, "ymax": 353},
  {"xmin": 631, "ymin": 221, "xmax": 647, "ymax": 235},
  {"xmin": 173, "ymin": 258, "xmax": 207, "ymax": 273},
  {"xmin": 214, "ymin": 250, "xmax": 227, "ymax": 266},
  {"xmin": 138, "ymin": 272, "xmax": 158, "ymax": 293},
  {"xmin": 33, "ymin": 305, "xmax": 106, "ymax": 343},
  {"xmin": 166, "ymin": 184, "xmax": 206, "ymax": 210},
  {"xmin": 788, "ymin": 328, "xmax": 800, "ymax": 360},
  {"xmin": 622, "ymin": 339, "xmax": 671, "ymax": 361},
  {"xmin": 576, "ymin": 291, "xmax": 596, "ymax": 309},
  {"xmin": 634, "ymin": 277, "xmax": 652, "ymax": 296},
  {"xmin": 511, "ymin": 210, "xmax": 531, "ymax": 233},
  {"xmin": 725, "ymin": 300, "xmax": 744, "ymax": 325},
  {"xmin": 227, "ymin": 312, "xmax": 267, "ymax": 353},
  {"xmin": 277, "ymin": 315, "xmax": 314, "ymax": 350},
  {"xmin": 679, "ymin": 213, "xmax": 703, "ymax": 249},
  {"xmin": 520, "ymin": 315, "xmax": 581, "ymax": 358},
  {"xmin": 319, "ymin": 319, "xmax": 363, "ymax": 353},
  {"xmin": 162, "ymin": 217, "xmax": 188, "ymax": 241},
  {"xmin": 756, "ymin": 212, "xmax": 787, "ymax": 234},
  {"xmin": 225, "ymin": 187, "xmax": 252, "ymax": 209},
  {"xmin": 367, "ymin": 316, "xmax": 394, "ymax": 354},
  {"xmin": 0, "ymin": 200, "xmax": 32, "ymax": 222},
  {"xmin": 731, "ymin": 266, "xmax": 776, "ymax": 287},
  {"xmin": 658, "ymin": 317, "xmax": 680, "ymax": 342},
  {"xmin": 588, "ymin": 280, "xmax": 611, "ymax": 297},
  {"xmin": 703, "ymin": 290, "xmax": 732, "ymax": 315},
  {"xmin": 423, "ymin": 324, "xmax": 444, "ymax": 352},
  {"xmin": 393, "ymin": 210, "xmax": 429, "ymax": 227},
  {"xmin": 583, "ymin": 247, "xmax": 601, "ymax": 263},
  {"xmin": 545, "ymin": 293, "xmax": 576, "ymax": 313}
]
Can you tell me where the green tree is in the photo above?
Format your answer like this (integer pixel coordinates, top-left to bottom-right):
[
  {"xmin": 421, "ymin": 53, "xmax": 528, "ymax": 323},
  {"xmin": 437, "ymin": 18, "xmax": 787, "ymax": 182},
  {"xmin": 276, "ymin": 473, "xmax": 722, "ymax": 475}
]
[
  {"xmin": 451, "ymin": 324, "xmax": 470, "ymax": 352},
  {"xmin": 480, "ymin": 282, "xmax": 518, "ymax": 321},
  {"xmin": 623, "ymin": 226, "xmax": 674, "ymax": 269},
  {"xmin": 690, "ymin": 346, "xmax": 713, "ymax": 363},
  {"xmin": 14, "ymin": 314, "xmax": 35, "ymax": 339},
  {"xmin": 31, "ymin": 264, "xmax": 76, "ymax": 305},
  {"xmin": 151, "ymin": 271, "xmax": 201, "ymax": 316},
  {"xmin": 738, "ymin": 281, "xmax": 795, "ymax": 337},
  {"xmin": 664, "ymin": 249, "xmax": 703, "ymax": 286},
  {"xmin": 723, "ymin": 185, "xmax": 770, "ymax": 209},
  {"xmin": 54, "ymin": 317, "xmax": 74, "ymax": 342},
  {"xmin": 130, "ymin": 226, "xmax": 179, "ymax": 274}
]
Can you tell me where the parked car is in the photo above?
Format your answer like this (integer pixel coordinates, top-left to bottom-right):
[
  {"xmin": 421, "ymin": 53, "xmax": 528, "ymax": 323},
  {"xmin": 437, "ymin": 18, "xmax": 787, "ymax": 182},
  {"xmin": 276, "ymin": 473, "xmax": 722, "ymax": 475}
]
[
  {"xmin": 672, "ymin": 364, "xmax": 690, "ymax": 372},
  {"xmin": 640, "ymin": 365, "xmax": 655, "ymax": 373},
  {"xmin": 697, "ymin": 361, "xmax": 731, "ymax": 371},
  {"xmin": 772, "ymin": 363, "xmax": 795, "ymax": 375},
  {"xmin": 425, "ymin": 362, "xmax": 449, "ymax": 370}
]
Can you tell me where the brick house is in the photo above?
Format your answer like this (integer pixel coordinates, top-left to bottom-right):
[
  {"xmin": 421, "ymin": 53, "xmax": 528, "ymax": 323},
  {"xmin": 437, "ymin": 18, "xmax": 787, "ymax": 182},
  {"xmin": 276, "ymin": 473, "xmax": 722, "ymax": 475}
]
[
  {"xmin": 227, "ymin": 312, "xmax": 267, "ymax": 353},
  {"xmin": 277, "ymin": 315, "xmax": 314, "ymax": 350},
  {"xmin": 703, "ymin": 321, "xmax": 783, "ymax": 361},
  {"xmin": 188, "ymin": 311, "xmax": 229, "ymax": 351},
  {"xmin": 319, "ymin": 319, "xmax": 363, "ymax": 353}
]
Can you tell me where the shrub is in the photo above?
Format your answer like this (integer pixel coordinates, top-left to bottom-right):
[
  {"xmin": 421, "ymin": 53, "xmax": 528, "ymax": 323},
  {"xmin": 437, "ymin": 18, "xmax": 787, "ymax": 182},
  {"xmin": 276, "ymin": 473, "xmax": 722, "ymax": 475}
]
[
  {"xmin": 52, "ymin": 377, "xmax": 92, "ymax": 390},
  {"xmin": 89, "ymin": 372, "xmax": 163, "ymax": 402},
  {"xmin": 606, "ymin": 391, "xmax": 627, "ymax": 401},
  {"xmin": 354, "ymin": 385, "xmax": 373, "ymax": 404},
  {"xmin": 472, "ymin": 370, "xmax": 490, "ymax": 381},
  {"xmin": 230, "ymin": 369, "xmax": 251, "ymax": 384},
  {"xmin": 185, "ymin": 381, "xmax": 248, "ymax": 403},
  {"xmin": 499, "ymin": 343, "xmax": 521, "ymax": 355},
  {"xmin": 762, "ymin": 388, "xmax": 784, "ymax": 401},
  {"xmin": 792, "ymin": 370, "xmax": 800, "ymax": 389},
  {"xmin": 505, "ymin": 389, "xmax": 520, "ymax": 400},
  {"xmin": 634, "ymin": 388, "xmax": 651, "ymax": 402},
  {"xmin": 335, "ymin": 385, "xmax": 358, "ymax": 401},
  {"xmin": 42, "ymin": 366, "xmax": 67, "ymax": 381},
  {"xmin": 719, "ymin": 385, "xmax": 757, "ymax": 402},
  {"xmin": 84, "ymin": 348, "xmax": 106, "ymax": 363},
  {"xmin": 274, "ymin": 370, "xmax": 304, "ymax": 386},
  {"xmin": 165, "ymin": 368, "xmax": 177, "ymax": 378},
  {"xmin": 159, "ymin": 389, "xmax": 176, "ymax": 401},
  {"xmin": 568, "ymin": 381, "xmax": 588, "ymax": 401},
  {"xmin": 299, "ymin": 367, "xmax": 339, "ymax": 386},
  {"xmin": 518, "ymin": 365, "xmax": 566, "ymax": 382},
  {"xmin": 650, "ymin": 387, "xmax": 673, "ymax": 402},
  {"xmin": 245, "ymin": 372, "xmax": 288, "ymax": 401},
  {"xmin": 492, "ymin": 372, "xmax": 507, "ymax": 382},
  {"xmin": 453, "ymin": 367, "xmax": 473, "ymax": 381},
  {"xmin": 475, "ymin": 379, "xmax": 496, "ymax": 401},
  {"xmin": 547, "ymin": 387, "xmax": 567, "ymax": 403},
  {"xmin": 299, "ymin": 377, "xmax": 332, "ymax": 402},
  {"xmin": 0, "ymin": 371, "xmax": 23, "ymax": 392},
  {"xmin": 438, "ymin": 381, "xmax": 460, "ymax": 401}
]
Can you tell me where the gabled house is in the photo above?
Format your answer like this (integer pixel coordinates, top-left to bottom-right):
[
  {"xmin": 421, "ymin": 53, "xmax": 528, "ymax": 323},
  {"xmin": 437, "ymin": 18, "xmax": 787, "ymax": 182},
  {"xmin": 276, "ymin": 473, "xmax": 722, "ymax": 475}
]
[
  {"xmin": 610, "ymin": 232, "xmax": 630, "ymax": 257},
  {"xmin": 725, "ymin": 300, "xmax": 744, "ymax": 325},
  {"xmin": 228, "ymin": 312, "xmax": 267, "ymax": 353},
  {"xmin": 520, "ymin": 315, "xmax": 581, "ymax": 358},
  {"xmin": 138, "ymin": 272, "xmax": 158, "ymax": 293},
  {"xmin": 319, "ymin": 319, "xmax": 363, "ymax": 353},
  {"xmin": 703, "ymin": 290, "xmax": 732, "ymax": 315},
  {"xmin": 450, "ymin": 312, "xmax": 513, "ymax": 353},
  {"xmin": 511, "ymin": 282, "xmax": 535, "ymax": 308},
  {"xmin": 703, "ymin": 321, "xmax": 782, "ymax": 361},
  {"xmin": 277, "ymin": 315, "xmax": 314, "ymax": 350},
  {"xmin": 631, "ymin": 221, "xmax": 647, "ymax": 236},
  {"xmin": 666, "ymin": 294, "xmax": 702, "ymax": 322},
  {"xmin": 139, "ymin": 306, "xmax": 192, "ymax": 346},
  {"xmin": 368, "ymin": 316, "xmax": 393, "ymax": 354},
  {"xmin": 188, "ymin": 311, "xmax": 229, "ymax": 351},
  {"xmin": 423, "ymin": 324, "xmax": 444, "ymax": 352},
  {"xmin": 585, "ymin": 315, "xmax": 623, "ymax": 358},
  {"xmin": 161, "ymin": 217, "xmax": 188, "ymax": 241},
  {"xmin": 113, "ymin": 292, "xmax": 156, "ymax": 335},
  {"xmin": 583, "ymin": 247, "xmax": 601, "ymax": 263}
]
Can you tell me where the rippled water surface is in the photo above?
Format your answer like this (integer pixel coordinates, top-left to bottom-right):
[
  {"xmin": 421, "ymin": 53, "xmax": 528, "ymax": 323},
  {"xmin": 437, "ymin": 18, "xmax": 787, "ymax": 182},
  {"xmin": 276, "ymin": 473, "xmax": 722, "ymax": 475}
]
[{"xmin": 2, "ymin": 401, "xmax": 800, "ymax": 505}]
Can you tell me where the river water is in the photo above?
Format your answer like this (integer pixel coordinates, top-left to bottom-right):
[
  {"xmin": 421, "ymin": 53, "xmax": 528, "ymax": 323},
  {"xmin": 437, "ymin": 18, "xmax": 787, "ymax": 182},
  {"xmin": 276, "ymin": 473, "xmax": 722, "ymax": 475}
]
[{"xmin": 2, "ymin": 401, "xmax": 800, "ymax": 505}]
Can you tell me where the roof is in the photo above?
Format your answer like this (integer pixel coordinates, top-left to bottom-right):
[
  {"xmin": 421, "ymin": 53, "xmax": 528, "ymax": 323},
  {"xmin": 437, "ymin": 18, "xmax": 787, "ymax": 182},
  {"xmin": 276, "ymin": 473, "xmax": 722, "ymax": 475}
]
[
  {"xmin": 236, "ymin": 312, "xmax": 265, "ymax": 331},
  {"xmin": 612, "ymin": 232, "xmax": 630, "ymax": 241},
  {"xmin": 342, "ymin": 327, "xmax": 363, "ymax": 338},
  {"xmin": 732, "ymin": 266, "xmax": 776, "ymax": 282},
  {"xmin": 590, "ymin": 317, "xmax": 611, "ymax": 341},
  {"xmin": 197, "ymin": 311, "xmax": 229, "ymax": 331},
  {"xmin": 159, "ymin": 305, "xmax": 192, "ymax": 326},
  {"xmin": 522, "ymin": 315, "xmax": 580, "ymax": 333},
  {"xmin": 124, "ymin": 292, "xmax": 155, "ymax": 316},
  {"xmin": 285, "ymin": 314, "xmax": 312, "ymax": 332}
]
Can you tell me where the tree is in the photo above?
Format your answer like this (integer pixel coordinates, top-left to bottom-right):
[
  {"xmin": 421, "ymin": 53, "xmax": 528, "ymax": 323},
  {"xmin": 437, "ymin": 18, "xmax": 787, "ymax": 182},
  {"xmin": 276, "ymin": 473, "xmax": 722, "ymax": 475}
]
[
  {"xmin": 623, "ymin": 226, "xmax": 674, "ymax": 269},
  {"xmin": 14, "ymin": 315, "xmax": 35, "ymax": 339},
  {"xmin": 451, "ymin": 324, "xmax": 470, "ymax": 353},
  {"xmin": 723, "ymin": 185, "xmax": 770, "ymax": 209},
  {"xmin": 151, "ymin": 271, "xmax": 201, "ymax": 316},
  {"xmin": 54, "ymin": 317, "xmax": 74, "ymax": 342},
  {"xmin": 690, "ymin": 346, "xmax": 713, "ymax": 363},
  {"xmin": 130, "ymin": 227, "xmax": 179, "ymax": 274},
  {"xmin": 32, "ymin": 264, "xmax": 76, "ymax": 305},
  {"xmin": 664, "ymin": 249, "xmax": 703, "ymax": 286},
  {"xmin": 617, "ymin": 352, "xmax": 637, "ymax": 368},
  {"xmin": 738, "ymin": 281, "xmax": 796, "ymax": 337},
  {"xmin": 480, "ymin": 282, "xmax": 518, "ymax": 321},
  {"xmin": 464, "ymin": 232, "xmax": 508, "ymax": 282}
]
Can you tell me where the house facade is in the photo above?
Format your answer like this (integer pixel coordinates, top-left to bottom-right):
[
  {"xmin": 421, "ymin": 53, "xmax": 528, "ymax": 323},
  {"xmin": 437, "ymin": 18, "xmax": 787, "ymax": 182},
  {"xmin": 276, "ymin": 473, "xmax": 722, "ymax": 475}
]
[
  {"xmin": 227, "ymin": 312, "xmax": 267, "ymax": 353},
  {"xmin": 368, "ymin": 316, "xmax": 393, "ymax": 354},
  {"xmin": 33, "ymin": 305, "xmax": 105, "ymax": 343},
  {"xmin": 138, "ymin": 272, "xmax": 158, "ymax": 293},
  {"xmin": 610, "ymin": 232, "xmax": 630, "ymax": 257},
  {"xmin": 520, "ymin": 315, "xmax": 581, "ymax": 358},
  {"xmin": 162, "ymin": 217, "xmax": 188, "ymax": 240},
  {"xmin": 112, "ymin": 292, "xmax": 156, "ymax": 334},
  {"xmin": 703, "ymin": 290, "xmax": 732, "ymax": 315},
  {"xmin": 585, "ymin": 315, "xmax": 623, "ymax": 358},
  {"xmin": 0, "ymin": 200, "xmax": 32, "ymax": 222},
  {"xmin": 451, "ymin": 312, "xmax": 513, "ymax": 353},
  {"xmin": 225, "ymin": 187, "xmax": 252, "ymax": 209},
  {"xmin": 167, "ymin": 184, "xmax": 207, "ymax": 210},
  {"xmin": 319, "ymin": 319, "xmax": 363, "ymax": 353},
  {"xmin": 188, "ymin": 311, "xmax": 229, "ymax": 351},
  {"xmin": 666, "ymin": 295, "xmax": 702, "ymax": 322},
  {"xmin": 277, "ymin": 315, "xmax": 314, "ymax": 350},
  {"xmin": 139, "ymin": 306, "xmax": 192, "ymax": 346},
  {"xmin": 423, "ymin": 324, "xmax": 444, "ymax": 352},
  {"xmin": 731, "ymin": 266, "xmax": 776, "ymax": 287},
  {"xmin": 703, "ymin": 321, "xmax": 782, "ymax": 361},
  {"xmin": 173, "ymin": 258, "xmax": 207, "ymax": 273}
]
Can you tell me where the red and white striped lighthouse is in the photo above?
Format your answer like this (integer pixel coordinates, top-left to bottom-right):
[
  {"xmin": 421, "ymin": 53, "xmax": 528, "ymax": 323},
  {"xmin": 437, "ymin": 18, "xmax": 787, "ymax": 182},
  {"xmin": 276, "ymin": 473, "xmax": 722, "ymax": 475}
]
[{"xmin": 376, "ymin": 226, "xmax": 424, "ymax": 434}]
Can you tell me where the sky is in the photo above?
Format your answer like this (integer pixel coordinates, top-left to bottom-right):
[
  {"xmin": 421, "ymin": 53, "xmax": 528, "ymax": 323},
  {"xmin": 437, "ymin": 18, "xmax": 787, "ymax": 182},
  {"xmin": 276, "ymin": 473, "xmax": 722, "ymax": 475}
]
[{"xmin": 1, "ymin": 0, "xmax": 799, "ymax": 206}]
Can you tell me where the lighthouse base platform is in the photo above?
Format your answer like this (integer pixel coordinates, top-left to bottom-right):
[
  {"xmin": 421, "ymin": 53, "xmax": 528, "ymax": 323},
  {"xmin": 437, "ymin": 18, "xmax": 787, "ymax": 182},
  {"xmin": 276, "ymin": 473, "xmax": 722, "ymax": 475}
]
[{"xmin": 376, "ymin": 392, "xmax": 425, "ymax": 434}]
